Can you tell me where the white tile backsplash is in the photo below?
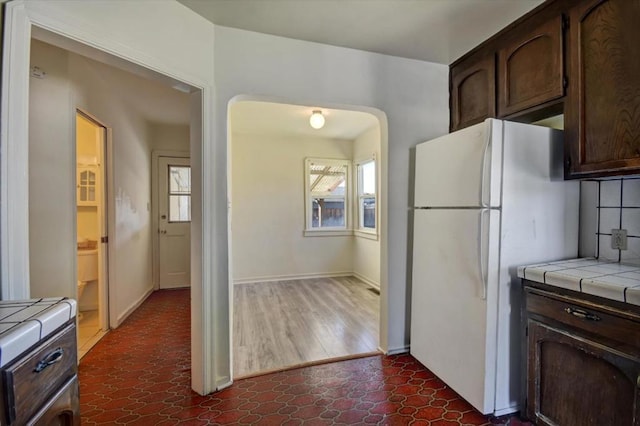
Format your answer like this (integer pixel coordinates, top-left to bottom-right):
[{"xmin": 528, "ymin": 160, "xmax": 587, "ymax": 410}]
[
  {"xmin": 600, "ymin": 180, "xmax": 622, "ymax": 207},
  {"xmin": 622, "ymin": 178, "xmax": 640, "ymax": 207},
  {"xmin": 598, "ymin": 234, "xmax": 619, "ymax": 261},
  {"xmin": 600, "ymin": 208, "xmax": 621, "ymax": 234},
  {"xmin": 621, "ymin": 237, "xmax": 640, "ymax": 265},
  {"xmin": 582, "ymin": 178, "xmax": 640, "ymax": 264},
  {"xmin": 622, "ymin": 209, "xmax": 640, "ymax": 236},
  {"xmin": 579, "ymin": 181, "xmax": 598, "ymax": 257}
]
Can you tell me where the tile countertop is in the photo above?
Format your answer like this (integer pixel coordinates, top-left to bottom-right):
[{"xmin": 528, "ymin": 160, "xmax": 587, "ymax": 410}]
[
  {"xmin": 517, "ymin": 258, "xmax": 640, "ymax": 307},
  {"xmin": 0, "ymin": 298, "xmax": 76, "ymax": 368}
]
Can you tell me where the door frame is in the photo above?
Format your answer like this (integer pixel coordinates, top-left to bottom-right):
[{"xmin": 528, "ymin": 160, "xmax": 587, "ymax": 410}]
[
  {"xmin": 152, "ymin": 151, "xmax": 190, "ymax": 289},
  {"xmin": 1, "ymin": 1, "xmax": 220, "ymax": 395},
  {"xmin": 75, "ymin": 108, "xmax": 113, "ymax": 331}
]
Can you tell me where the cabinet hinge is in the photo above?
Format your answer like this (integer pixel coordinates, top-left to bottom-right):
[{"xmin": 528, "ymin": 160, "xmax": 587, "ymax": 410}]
[
  {"xmin": 101, "ymin": 236, "xmax": 108, "ymax": 244},
  {"xmin": 562, "ymin": 14, "xmax": 569, "ymax": 31},
  {"xmin": 563, "ymin": 76, "xmax": 568, "ymax": 89},
  {"xmin": 525, "ymin": 325, "xmax": 528, "ymax": 337}
]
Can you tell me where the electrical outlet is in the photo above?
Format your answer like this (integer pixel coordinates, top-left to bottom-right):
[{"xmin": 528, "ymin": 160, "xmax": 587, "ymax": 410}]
[{"xmin": 611, "ymin": 229, "xmax": 628, "ymax": 250}]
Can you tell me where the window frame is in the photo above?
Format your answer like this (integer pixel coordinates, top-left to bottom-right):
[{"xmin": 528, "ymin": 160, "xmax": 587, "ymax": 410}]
[
  {"xmin": 304, "ymin": 157, "xmax": 352, "ymax": 237},
  {"xmin": 167, "ymin": 164, "xmax": 192, "ymax": 223},
  {"xmin": 355, "ymin": 155, "xmax": 378, "ymax": 240}
]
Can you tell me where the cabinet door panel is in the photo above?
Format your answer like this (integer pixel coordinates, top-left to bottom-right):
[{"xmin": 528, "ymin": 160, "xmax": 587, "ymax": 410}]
[
  {"xmin": 528, "ymin": 320, "xmax": 640, "ymax": 426},
  {"xmin": 450, "ymin": 55, "xmax": 495, "ymax": 131},
  {"xmin": 565, "ymin": 0, "xmax": 640, "ymax": 178},
  {"xmin": 498, "ymin": 16, "xmax": 564, "ymax": 116}
]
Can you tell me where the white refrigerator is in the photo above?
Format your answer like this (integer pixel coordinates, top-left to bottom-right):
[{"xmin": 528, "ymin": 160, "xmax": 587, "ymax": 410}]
[{"xmin": 410, "ymin": 118, "xmax": 579, "ymax": 416}]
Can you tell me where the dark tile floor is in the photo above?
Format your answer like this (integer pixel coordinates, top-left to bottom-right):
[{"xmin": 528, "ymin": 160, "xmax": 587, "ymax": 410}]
[{"xmin": 79, "ymin": 289, "xmax": 531, "ymax": 425}]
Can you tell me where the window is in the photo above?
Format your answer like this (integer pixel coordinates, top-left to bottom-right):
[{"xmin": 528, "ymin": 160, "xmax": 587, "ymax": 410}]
[
  {"xmin": 305, "ymin": 158, "xmax": 351, "ymax": 235},
  {"xmin": 168, "ymin": 165, "xmax": 191, "ymax": 222},
  {"xmin": 357, "ymin": 157, "xmax": 377, "ymax": 235}
]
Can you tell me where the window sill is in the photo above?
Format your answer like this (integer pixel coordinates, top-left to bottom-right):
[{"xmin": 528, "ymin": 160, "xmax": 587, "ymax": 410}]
[
  {"xmin": 354, "ymin": 229, "xmax": 378, "ymax": 241},
  {"xmin": 304, "ymin": 229, "xmax": 354, "ymax": 237}
]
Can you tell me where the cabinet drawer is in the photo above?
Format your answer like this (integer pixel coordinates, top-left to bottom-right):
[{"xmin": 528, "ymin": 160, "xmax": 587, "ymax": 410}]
[
  {"xmin": 526, "ymin": 291, "xmax": 640, "ymax": 349},
  {"xmin": 3, "ymin": 323, "xmax": 77, "ymax": 424}
]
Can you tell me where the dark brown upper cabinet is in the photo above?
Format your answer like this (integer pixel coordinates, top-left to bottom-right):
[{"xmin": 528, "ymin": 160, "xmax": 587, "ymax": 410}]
[
  {"xmin": 497, "ymin": 15, "xmax": 565, "ymax": 117},
  {"xmin": 564, "ymin": 0, "xmax": 640, "ymax": 178},
  {"xmin": 450, "ymin": 55, "xmax": 495, "ymax": 132}
]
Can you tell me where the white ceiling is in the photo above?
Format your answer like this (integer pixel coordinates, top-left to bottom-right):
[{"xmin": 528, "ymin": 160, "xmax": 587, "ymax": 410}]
[
  {"xmin": 178, "ymin": 0, "xmax": 544, "ymax": 64},
  {"xmin": 230, "ymin": 101, "xmax": 379, "ymax": 140}
]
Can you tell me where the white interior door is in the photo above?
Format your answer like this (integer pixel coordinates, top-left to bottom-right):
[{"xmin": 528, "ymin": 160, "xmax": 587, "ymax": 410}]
[
  {"xmin": 410, "ymin": 208, "xmax": 499, "ymax": 414},
  {"xmin": 158, "ymin": 157, "xmax": 191, "ymax": 289}
]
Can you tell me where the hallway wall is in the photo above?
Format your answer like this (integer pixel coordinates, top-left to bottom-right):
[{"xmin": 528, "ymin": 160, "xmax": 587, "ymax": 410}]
[
  {"xmin": 29, "ymin": 40, "xmax": 190, "ymax": 326},
  {"xmin": 29, "ymin": 40, "xmax": 76, "ymax": 299}
]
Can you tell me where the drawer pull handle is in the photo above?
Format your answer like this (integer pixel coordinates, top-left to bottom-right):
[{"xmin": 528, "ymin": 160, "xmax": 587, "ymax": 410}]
[
  {"xmin": 565, "ymin": 307, "xmax": 601, "ymax": 322},
  {"xmin": 34, "ymin": 348, "xmax": 64, "ymax": 373}
]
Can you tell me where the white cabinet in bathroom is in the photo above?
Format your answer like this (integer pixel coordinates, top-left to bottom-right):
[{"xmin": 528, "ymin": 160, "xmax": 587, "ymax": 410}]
[{"xmin": 77, "ymin": 166, "xmax": 98, "ymax": 206}]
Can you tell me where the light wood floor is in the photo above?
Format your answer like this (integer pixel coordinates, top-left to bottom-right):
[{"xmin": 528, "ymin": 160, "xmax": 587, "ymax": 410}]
[{"xmin": 233, "ymin": 276, "xmax": 380, "ymax": 378}]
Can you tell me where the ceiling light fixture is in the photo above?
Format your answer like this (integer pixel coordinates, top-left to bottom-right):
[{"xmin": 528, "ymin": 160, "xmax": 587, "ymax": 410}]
[{"xmin": 309, "ymin": 110, "xmax": 325, "ymax": 129}]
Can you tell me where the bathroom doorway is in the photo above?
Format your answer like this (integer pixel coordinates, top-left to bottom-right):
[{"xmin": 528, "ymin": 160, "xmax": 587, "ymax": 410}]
[{"xmin": 76, "ymin": 110, "xmax": 110, "ymax": 358}]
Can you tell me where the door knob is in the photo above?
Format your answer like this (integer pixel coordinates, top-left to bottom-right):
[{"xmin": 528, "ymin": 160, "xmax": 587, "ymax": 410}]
[{"xmin": 161, "ymin": 215, "xmax": 167, "ymax": 219}]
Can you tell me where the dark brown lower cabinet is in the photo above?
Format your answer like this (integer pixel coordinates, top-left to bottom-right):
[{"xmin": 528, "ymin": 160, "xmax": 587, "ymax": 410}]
[
  {"xmin": 29, "ymin": 376, "xmax": 80, "ymax": 426},
  {"xmin": 0, "ymin": 322, "xmax": 80, "ymax": 425},
  {"xmin": 528, "ymin": 320, "xmax": 640, "ymax": 425},
  {"xmin": 525, "ymin": 283, "xmax": 640, "ymax": 426}
]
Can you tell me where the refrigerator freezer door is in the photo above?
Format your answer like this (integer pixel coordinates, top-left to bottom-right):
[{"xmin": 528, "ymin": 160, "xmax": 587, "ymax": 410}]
[
  {"xmin": 414, "ymin": 119, "xmax": 502, "ymax": 208},
  {"xmin": 410, "ymin": 208, "xmax": 500, "ymax": 414}
]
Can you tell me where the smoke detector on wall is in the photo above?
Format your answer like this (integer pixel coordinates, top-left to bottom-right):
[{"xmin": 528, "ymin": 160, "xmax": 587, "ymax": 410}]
[{"xmin": 30, "ymin": 66, "xmax": 46, "ymax": 79}]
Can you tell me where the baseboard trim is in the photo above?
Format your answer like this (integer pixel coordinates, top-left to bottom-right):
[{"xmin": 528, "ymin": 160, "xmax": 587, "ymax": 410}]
[
  {"xmin": 78, "ymin": 303, "xmax": 99, "ymax": 311},
  {"xmin": 352, "ymin": 272, "xmax": 379, "ymax": 289},
  {"xmin": 114, "ymin": 286, "xmax": 154, "ymax": 327},
  {"xmin": 234, "ymin": 271, "xmax": 353, "ymax": 285},
  {"xmin": 386, "ymin": 345, "xmax": 410, "ymax": 355},
  {"xmin": 215, "ymin": 377, "xmax": 233, "ymax": 392}
]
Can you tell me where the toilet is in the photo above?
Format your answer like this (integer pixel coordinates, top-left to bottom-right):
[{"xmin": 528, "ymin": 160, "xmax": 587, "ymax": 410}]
[{"xmin": 77, "ymin": 248, "xmax": 98, "ymax": 300}]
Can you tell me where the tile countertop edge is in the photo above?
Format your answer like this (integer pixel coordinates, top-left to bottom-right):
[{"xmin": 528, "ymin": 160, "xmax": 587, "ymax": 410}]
[
  {"xmin": 517, "ymin": 258, "xmax": 640, "ymax": 307},
  {"xmin": 0, "ymin": 298, "xmax": 77, "ymax": 368}
]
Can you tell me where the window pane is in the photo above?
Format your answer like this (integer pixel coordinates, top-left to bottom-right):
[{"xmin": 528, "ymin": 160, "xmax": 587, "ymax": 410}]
[
  {"xmin": 309, "ymin": 164, "xmax": 346, "ymax": 196},
  {"xmin": 361, "ymin": 161, "xmax": 375, "ymax": 195},
  {"xmin": 169, "ymin": 195, "xmax": 191, "ymax": 222},
  {"xmin": 311, "ymin": 197, "xmax": 345, "ymax": 228},
  {"xmin": 169, "ymin": 166, "xmax": 191, "ymax": 194},
  {"xmin": 362, "ymin": 197, "xmax": 376, "ymax": 229}
]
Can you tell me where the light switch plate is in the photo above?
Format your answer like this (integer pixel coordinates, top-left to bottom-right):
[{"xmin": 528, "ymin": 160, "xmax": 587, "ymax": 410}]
[{"xmin": 611, "ymin": 229, "xmax": 628, "ymax": 250}]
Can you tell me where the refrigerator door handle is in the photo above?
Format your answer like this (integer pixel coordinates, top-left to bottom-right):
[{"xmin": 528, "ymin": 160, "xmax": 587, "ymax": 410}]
[
  {"xmin": 477, "ymin": 209, "xmax": 489, "ymax": 300},
  {"xmin": 479, "ymin": 130, "xmax": 491, "ymax": 208}
]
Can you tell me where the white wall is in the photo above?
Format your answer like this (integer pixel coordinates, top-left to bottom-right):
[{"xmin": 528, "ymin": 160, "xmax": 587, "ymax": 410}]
[
  {"xmin": 9, "ymin": 0, "xmax": 448, "ymax": 391},
  {"xmin": 70, "ymin": 51, "xmax": 158, "ymax": 325},
  {"xmin": 353, "ymin": 125, "xmax": 381, "ymax": 288},
  {"xmin": 29, "ymin": 40, "xmax": 173, "ymax": 325},
  {"xmin": 215, "ymin": 26, "xmax": 449, "ymax": 352},
  {"xmin": 5, "ymin": 0, "xmax": 219, "ymax": 395},
  {"xmin": 28, "ymin": 41, "xmax": 76, "ymax": 298},
  {"xmin": 150, "ymin": 123, "xmax": 190, "ymax": 152},
  {"xmin": 231, "ymin": 132, "xmax": 354, "ymax": 282}
]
